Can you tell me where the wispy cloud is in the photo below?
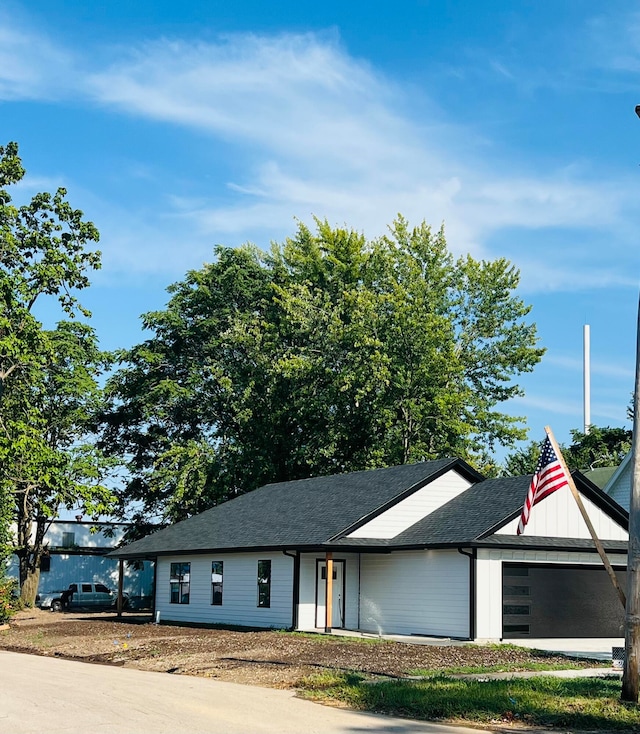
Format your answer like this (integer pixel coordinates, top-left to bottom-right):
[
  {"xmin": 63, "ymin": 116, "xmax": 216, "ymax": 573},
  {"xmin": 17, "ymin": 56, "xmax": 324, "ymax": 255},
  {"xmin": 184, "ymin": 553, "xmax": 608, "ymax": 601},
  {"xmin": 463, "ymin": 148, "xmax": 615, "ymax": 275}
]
[
  {"xmin": 545, "ymin": 354, "xmax": 635, "ymax": 379},
  {"xmin": 2, "ymin": 18, "xmax": 639, "ymax": 289}
]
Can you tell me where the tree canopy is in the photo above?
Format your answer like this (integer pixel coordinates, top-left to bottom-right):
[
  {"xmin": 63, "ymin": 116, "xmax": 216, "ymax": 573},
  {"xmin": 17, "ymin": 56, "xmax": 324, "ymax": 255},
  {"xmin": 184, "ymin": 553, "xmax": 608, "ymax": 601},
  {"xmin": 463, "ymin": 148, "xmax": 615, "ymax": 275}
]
[
  {"xmin": 0, "ymin": 141, "xmax": 114, "ymax": 604},
  {"xmin": 102, "ymin": 216, "xmax": 544, "ymax": 525},
  {"xmin": 501, "ymin": 424, "xmax": 632, "ymax": 477}
]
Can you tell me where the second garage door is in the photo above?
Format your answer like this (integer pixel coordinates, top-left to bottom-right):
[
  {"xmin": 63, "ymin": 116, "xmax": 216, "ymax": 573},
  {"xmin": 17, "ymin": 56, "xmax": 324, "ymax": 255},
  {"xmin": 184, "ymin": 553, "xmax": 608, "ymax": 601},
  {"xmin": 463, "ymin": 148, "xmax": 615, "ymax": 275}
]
[{"xmin": 502, "ymin": 562, "xmax": 626, "ymax": 639}]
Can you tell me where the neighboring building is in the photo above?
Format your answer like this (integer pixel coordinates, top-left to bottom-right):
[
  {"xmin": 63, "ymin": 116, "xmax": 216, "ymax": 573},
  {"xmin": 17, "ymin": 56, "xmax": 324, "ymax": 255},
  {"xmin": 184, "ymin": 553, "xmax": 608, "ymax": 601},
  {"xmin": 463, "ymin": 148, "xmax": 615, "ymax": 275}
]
[
  {"xmin": 583, "ymin": 466, "xmax": 617, "ymax": 490},
  {"xmin": 8, "ymin": 520, "xmax": 155, "ymax": 608},
  {"xmin": 603, "ymin": 452, "xmax": 633, "ymax": 512},
  {"xmin": 110, "ymin": 459, "xmax": 628, "ymax": 640}
]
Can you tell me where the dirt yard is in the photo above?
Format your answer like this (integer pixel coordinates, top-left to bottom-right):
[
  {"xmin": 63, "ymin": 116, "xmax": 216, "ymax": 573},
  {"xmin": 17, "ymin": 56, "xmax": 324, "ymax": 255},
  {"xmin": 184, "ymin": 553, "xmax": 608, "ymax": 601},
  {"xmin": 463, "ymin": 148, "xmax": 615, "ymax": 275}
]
[{"xmin": 0, "ymin": 608, "xmax": 603, "ymax": 689}]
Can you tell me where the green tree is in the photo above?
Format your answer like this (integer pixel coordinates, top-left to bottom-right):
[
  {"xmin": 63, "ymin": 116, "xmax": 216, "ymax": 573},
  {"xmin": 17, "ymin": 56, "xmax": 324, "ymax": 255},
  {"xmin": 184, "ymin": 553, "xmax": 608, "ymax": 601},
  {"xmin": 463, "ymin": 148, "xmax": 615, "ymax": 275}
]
[
  {"xmin": 564, "ymin": 426, "xmax": 632, "ymax": 472},
  {"xmin": 0, "ymin": 141, "xmax": 114, "ymax": 604},
  {"xmin": 102, "ymin": 217, "xmax": 544, "ymax": 524},
  {"xmin": 501, "ymin": 425, "xmax": 632, "ymax": 477}
]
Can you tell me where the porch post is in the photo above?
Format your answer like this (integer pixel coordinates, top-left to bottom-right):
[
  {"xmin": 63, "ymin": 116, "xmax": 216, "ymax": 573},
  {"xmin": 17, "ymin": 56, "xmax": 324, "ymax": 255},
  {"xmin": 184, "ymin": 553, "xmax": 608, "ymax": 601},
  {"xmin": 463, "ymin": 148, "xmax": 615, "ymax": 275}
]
[
  {"xmin": 325, "ymin": 551, "xmax": 333, "ymax": 633},
  {"xmin": 117, "ymin": 559, "xmax": 124, "ymax": 617}
]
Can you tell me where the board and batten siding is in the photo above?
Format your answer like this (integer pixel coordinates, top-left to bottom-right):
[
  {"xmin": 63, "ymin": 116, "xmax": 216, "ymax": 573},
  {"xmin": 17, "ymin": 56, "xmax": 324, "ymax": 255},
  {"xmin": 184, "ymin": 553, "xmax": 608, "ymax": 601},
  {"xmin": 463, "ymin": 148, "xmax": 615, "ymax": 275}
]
[
  {"xmin": 475, "ymin": 548, "xmax": 628, "ymax": 640},
  {"xmin": 347, "ymin": 470, "xmax": 472, "ymax": 539},
  {"xmin": 496, "ymin": 486, "xmax": 628, "ymax": 540},
  {"xmin": 155, "ymin": 553, "xmax": 294, "ymax": 628},
  {"xmin": 297, "ymin": 552, "xmax": 359, "ymax": 631},
  {"xmin": 359, "ymin": 550, "xmax": 470, "ymax": 637}
]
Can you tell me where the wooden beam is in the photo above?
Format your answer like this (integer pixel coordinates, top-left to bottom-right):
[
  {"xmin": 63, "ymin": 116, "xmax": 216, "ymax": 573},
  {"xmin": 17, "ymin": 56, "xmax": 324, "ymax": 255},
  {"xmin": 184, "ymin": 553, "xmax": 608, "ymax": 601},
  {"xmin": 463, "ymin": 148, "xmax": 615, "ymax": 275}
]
[
  {"xmin": 546, "ymin": 426, "xmax": 626, "ymax": 608},
  {"xmin": 325, "ymin": 552, "xmax": 333, "ymax": 633}
]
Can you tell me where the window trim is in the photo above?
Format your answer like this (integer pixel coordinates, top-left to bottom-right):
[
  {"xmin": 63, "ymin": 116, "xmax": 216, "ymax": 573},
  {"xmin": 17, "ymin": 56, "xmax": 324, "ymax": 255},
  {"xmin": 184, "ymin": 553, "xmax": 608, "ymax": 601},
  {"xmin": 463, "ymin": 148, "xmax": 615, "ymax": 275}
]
[
  {"xmin": 170, "ymin": 562, "xmax": 191, "ymax": 605},
  {"xmin": 211, "ymin": 561, "xmax": 223, "ymax": 606},
  {"xmin": 257, "ymin": 560, "xmax": 271, "ymax": 608}
]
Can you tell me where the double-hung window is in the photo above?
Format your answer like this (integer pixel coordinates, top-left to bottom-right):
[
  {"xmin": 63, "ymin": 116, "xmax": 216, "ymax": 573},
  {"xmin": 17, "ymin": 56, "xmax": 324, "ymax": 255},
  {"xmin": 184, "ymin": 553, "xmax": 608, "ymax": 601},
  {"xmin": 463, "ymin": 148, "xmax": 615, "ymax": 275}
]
[
  {"xmin": 211, "ymin": 561, "xmax": 223, "ymax": 605},
  {"xmin": 170, "ymin": 562, "xmax": 191, "ymax": 604},
  {"xmin": 257, "ymin": 560, "xmax": 271, "ymax": 608}
]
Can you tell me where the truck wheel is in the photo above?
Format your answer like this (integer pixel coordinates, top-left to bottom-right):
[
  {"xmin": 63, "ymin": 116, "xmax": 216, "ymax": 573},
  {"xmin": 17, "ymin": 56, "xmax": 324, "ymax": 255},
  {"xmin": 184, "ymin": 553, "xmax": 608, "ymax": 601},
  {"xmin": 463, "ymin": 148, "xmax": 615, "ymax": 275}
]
[{"xmin": 51, "ymin": 600, "xmax": 63, "ymax": 612}]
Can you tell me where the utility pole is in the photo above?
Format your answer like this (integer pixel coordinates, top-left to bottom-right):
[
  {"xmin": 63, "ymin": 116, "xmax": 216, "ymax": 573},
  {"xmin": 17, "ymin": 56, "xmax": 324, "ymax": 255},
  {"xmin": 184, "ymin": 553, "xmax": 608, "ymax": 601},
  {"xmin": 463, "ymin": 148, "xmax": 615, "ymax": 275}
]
[{"xmin": 621, "ymin": 293, "xmax": 640, "ymax": 701}]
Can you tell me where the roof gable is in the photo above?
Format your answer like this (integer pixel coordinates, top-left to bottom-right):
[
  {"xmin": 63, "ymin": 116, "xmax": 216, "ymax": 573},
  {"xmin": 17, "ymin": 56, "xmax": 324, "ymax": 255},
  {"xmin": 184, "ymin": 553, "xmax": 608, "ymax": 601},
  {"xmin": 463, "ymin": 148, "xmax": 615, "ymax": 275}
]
[{"xmin": 489, "ymin": 470, "xmax": 628, "ymax": 540}]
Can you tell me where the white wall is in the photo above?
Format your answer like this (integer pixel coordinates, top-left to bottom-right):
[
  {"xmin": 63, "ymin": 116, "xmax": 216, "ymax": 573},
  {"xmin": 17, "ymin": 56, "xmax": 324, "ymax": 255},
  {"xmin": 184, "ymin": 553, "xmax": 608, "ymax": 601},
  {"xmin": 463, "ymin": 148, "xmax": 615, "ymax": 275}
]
[
  {"xmin": 497, "ymin": 485, "xmax": 628, "ymax": 540},
  {"xmin": 475, "ymin": 548, "xmax": 628, "ymax": 641},
  {"xmin": 359, "ymin": 550, "xmax": 470, "ymax": 637},
  {"xmin": 348, "ymin": 470, "xmax": 472, "ymax": 539},
  {"xmin": 155, "ymin": 552, "xmax": 294, "ymax": 628}
]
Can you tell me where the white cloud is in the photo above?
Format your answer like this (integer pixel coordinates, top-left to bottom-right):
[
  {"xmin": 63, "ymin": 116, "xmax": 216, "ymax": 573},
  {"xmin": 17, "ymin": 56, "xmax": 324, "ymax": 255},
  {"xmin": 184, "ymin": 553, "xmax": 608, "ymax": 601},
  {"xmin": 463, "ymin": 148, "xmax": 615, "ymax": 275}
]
[
  {"xmin": 0, "ymin": 20, "xmax": 75, "ymax": 100},
  {"xmin": 1, "ymin": 18, "xmax": 639, "ymax": 288}
]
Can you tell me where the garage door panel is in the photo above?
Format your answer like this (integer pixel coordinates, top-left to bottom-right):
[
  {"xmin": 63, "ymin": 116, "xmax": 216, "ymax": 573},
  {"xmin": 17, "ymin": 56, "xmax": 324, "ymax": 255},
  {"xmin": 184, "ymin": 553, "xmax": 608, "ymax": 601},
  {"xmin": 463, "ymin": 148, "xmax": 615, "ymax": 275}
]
[{"xmin": 502, "ymin": 563, "xmax": 626, "ymax": 638}]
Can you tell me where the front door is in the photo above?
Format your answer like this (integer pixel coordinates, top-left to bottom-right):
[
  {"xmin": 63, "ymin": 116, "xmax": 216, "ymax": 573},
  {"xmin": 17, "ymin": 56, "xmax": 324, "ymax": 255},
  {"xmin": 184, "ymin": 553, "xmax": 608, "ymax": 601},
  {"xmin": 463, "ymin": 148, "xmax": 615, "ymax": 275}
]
[{"xmin": 316, "ymin": 559, "xmax": 345, "ymax": 628}]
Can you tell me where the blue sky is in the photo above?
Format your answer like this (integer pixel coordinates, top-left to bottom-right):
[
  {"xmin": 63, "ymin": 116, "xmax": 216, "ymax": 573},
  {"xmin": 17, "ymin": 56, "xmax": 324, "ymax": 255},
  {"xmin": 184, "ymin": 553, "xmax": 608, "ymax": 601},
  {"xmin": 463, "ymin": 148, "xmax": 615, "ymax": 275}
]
[{"xmin": 1, "ymin": 0, "xmax": 638, "ymax": 460}]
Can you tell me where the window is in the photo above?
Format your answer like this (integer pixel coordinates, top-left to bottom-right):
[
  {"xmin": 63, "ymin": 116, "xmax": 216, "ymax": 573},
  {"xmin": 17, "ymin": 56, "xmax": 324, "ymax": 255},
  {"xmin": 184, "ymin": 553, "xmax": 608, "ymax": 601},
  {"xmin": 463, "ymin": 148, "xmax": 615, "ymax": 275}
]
[
  {"xmin": 503, "ymin": 604, "xmax": 530, "ymax": 615},
  {"xmin": 503, "ymin": 585, "xmax": 530, "ymax": 596},
  {"xmin": 170, "ymin": 562, "xmax": 191, "ymax": 604},
  {"xmin": 61, "ymin": 532, "xmax": 75, "ymax": 548},
  {"xmin": 211, "ymin": 561, "xmax": 223, "ymax": 605},
  {"xmin": 95, "ymin": 584, "xmax": 110, "ymax": 594},
  {"xmin": 81, "ymin": 583, "xmax": 92, "ymax": 593},
  {"xmin": 257, "ymin": 560, "xmax": 271, "ymax": 608}
]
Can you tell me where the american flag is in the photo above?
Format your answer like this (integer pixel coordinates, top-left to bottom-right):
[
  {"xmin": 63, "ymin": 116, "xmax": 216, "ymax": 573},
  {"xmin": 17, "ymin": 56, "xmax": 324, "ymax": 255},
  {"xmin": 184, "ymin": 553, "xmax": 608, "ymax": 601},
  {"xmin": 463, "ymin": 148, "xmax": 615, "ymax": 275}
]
[{"xmin": 517, "ymin": 436, "xmax": 569, "ymax": 535}]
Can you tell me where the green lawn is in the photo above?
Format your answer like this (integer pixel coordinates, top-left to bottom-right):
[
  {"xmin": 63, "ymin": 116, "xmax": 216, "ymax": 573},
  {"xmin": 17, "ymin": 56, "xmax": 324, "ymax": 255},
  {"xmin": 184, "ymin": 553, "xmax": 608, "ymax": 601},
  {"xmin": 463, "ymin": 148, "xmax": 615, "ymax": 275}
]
[{"xmin": 299, "ymin": 673, "xmax": 640, "ymax": 730}]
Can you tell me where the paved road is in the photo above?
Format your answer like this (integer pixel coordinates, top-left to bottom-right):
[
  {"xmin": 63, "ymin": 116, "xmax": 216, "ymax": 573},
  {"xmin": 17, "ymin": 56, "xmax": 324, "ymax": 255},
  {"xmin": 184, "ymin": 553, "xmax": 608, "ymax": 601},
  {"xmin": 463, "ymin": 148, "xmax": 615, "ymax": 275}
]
[{"xmin": 0, "ymin": 651, "xmax": 485, "ymax": 734}]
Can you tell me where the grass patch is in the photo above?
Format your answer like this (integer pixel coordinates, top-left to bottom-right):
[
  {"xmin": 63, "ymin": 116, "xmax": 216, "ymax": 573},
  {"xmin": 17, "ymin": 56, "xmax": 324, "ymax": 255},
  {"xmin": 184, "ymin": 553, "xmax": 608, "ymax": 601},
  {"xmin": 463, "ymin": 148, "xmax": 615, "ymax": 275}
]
[
  {"xmin": 411, "ymin": 659, "xmax": 604, "ymax": 676},
  {"xmin": 299, "ymin": 673, "xmax": 640, "ymax": 730},
  {"xmin": 283, "ymin": 631, "xmax": 387, "ymax": 644}
]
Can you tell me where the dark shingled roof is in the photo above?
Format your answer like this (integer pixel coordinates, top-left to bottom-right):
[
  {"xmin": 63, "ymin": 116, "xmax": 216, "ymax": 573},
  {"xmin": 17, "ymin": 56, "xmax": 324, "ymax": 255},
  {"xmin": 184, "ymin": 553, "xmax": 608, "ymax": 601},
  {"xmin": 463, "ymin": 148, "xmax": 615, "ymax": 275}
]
[
  {"xmin": 111, "ymin": 458, "xmax": 481, "ymax": 559},
  {"xmin": 110, "ymin": 460, "xmax": 628, "ymax": 560}
]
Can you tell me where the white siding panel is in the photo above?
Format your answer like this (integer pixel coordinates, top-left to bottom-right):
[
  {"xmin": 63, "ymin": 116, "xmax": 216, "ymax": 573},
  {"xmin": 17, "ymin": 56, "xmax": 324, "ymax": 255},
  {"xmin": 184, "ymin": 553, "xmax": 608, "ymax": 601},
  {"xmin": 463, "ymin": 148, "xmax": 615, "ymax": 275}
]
[
  {"xmin": 155, "ymin": 553, "xmax": 294, "ymax": 628},
  {"xmin": 474, "ymin": 548, "xmax": 628, "ymax": 641},
  {"xmin": 496, "ymin": 485, "xmax": 627, "ymax": 540},
  {"xmin": 608, "ymin": 461, "xmax": 632, "ymax": 512},
  {"xmin": 348, "ymin": 471, "xmax": 472, "ymax": 539},
  {"xmin": 359, "ymin": 550, "xmax": 469, "ymax": 637}
]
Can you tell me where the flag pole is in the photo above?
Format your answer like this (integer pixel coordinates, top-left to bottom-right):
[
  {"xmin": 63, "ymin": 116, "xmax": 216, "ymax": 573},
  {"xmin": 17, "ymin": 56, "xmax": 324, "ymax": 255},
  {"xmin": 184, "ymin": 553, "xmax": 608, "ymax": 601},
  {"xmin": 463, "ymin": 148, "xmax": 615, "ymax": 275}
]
[
  {"xmin": 545, "ymin": 425, "xmax": 626, "ymax": 608},
  {"xmin": 621, "ymin": 292, "xmax": 640, "ymax": 702}
]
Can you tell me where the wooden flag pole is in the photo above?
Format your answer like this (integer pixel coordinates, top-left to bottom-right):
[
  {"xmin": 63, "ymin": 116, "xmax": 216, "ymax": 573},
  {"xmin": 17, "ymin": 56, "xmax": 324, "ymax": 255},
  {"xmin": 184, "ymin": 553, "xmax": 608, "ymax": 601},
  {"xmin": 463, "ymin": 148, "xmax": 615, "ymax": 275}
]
[
  {"xmin": 545, "ymin": 426, "xmax": 626, "ymax": 608},
  {"xmin": 621, "ymin": 292, "xmax": 640, "ymax": 702}
]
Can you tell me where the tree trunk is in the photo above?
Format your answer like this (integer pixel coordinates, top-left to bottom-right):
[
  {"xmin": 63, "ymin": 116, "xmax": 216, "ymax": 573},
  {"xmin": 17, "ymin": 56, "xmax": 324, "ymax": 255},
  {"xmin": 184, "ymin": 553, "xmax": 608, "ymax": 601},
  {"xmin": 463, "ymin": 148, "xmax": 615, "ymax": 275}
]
[{"xmin": 20, "ymin": 565, "xmax": 40, "ymax": 607}]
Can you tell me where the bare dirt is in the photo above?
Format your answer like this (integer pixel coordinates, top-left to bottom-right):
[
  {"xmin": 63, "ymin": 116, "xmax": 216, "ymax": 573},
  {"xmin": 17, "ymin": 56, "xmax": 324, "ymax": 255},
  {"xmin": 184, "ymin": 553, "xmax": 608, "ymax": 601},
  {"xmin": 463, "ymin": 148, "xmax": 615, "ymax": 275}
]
[{"xmin": 0, "ymin": 608, "xmax": 603, "ymax": 689}]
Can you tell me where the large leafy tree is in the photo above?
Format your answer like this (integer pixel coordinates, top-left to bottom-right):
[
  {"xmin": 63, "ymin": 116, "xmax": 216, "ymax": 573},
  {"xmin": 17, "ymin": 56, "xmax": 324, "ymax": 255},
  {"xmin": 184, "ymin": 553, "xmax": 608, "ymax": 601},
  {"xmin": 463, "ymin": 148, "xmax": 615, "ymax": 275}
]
[
  {"xmin": 0, "ymin": 142, "xmax": 114, "ymax": 604},
  {"xmin": 102, "ymin": 217, "xmax": 544, "ymax": 525}
]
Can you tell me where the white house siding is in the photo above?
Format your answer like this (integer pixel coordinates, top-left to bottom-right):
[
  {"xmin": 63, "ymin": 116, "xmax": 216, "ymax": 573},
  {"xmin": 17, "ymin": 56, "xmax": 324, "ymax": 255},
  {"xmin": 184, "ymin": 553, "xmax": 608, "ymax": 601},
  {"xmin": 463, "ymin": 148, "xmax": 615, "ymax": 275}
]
[
  {"xmin": 297, "ymin": 553, "xmax": 359, "ymax": 631},
  {"xmin": 606, "ymin": 458, "xmax": 632, "ymax": 511},
  {"xmin": 155, "ymin": 552, "xmax": 294, "ymax": 628},
  {"xmin": 475, "ymin": 548, "xmax": 628, "ymax": 641},
  {"xmin": 496, "ymin": 486, "xmax": 628, "ymax": 540},
  {"xmin": 348, "ymin": 471, "xmax": 473, "ymax": 539},
  {"xmin": 358, "ymin": 550, "xmax": 469, "ymax": 637}
]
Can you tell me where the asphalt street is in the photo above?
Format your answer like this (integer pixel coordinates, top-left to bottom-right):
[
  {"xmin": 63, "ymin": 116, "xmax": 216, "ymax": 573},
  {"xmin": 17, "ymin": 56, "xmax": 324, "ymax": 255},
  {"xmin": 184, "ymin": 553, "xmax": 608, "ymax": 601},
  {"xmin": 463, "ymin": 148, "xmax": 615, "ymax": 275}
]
[{"xmin": 0, "ymin": 650, "xmax": 487, "ymax": 734}]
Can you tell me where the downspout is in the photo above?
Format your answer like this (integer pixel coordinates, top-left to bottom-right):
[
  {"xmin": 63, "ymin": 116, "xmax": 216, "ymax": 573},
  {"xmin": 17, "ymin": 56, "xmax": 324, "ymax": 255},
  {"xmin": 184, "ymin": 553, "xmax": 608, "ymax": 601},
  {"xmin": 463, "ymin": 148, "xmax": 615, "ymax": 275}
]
[
  {"xmin": 458, "ymin": 548, "xmax": 476, "ymax": 641},
  {"xmin": 150, "ymin": 558, "xmax": 157, "ymax": 616},
  {"xmin": 283, "ymin": 550, "xmax": 300, "ymax": 630}
]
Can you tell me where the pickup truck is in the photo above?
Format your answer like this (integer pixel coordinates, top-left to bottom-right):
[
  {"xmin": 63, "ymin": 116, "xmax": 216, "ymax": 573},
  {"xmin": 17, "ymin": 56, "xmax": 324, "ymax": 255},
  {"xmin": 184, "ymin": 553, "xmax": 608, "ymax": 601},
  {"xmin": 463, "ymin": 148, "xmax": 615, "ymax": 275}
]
[{"xmin": 38, "ymin": 583, "xmax": 129, "ymax": 612}]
